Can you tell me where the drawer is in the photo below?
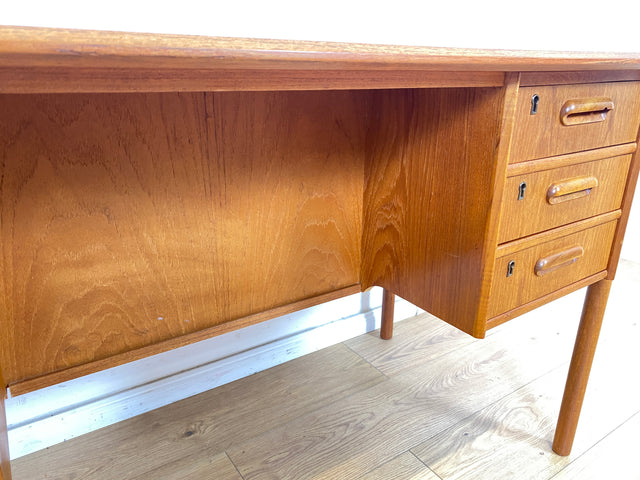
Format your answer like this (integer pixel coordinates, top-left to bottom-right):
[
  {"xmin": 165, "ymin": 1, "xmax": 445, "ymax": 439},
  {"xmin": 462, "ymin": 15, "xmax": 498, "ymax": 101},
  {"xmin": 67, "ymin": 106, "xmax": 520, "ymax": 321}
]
[
  {"xmin": 510, "ymin": 81, "xmax": 640, "ymax": 163},
  {"xmin": 488, "ymin": 219, "xmax": 617, "ymax": 318},
  {"xmin": 498, "ymin": 154, "xmax": 631, "ymax": 243}
]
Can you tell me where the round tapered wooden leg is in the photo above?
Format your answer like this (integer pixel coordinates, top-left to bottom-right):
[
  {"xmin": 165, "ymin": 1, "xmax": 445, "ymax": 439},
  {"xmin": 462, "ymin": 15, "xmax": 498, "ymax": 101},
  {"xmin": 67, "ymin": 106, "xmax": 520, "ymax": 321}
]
[
  {"xmin": 380, "ymin": 289, "xmax": 395, "ymax": 340},
  {"xmin": 553, "ymin": 279, "xmax": 612, "ymax": 456}
]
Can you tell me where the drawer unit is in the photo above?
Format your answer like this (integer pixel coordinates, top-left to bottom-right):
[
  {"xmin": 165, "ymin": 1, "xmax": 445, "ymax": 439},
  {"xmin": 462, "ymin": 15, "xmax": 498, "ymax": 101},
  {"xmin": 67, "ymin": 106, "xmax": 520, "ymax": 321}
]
[
  {"xmin": 510, "ymin": 81, "xmax": 640, "ymax": 163},
  {"xmin": 488, "ymin": 219, "xmax": 617, "ymax": 318},
  {"xmin": 498, "ymin": 153, "xmax": 631, "ymax": 243}
]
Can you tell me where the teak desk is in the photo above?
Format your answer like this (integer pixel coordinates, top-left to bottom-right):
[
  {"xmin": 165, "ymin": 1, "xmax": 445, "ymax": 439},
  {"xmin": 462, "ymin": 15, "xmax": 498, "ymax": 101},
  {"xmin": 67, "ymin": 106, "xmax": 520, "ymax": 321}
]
[{"xmin": 1, "ymin": 26, "xmax": 640, "ymax": 479}]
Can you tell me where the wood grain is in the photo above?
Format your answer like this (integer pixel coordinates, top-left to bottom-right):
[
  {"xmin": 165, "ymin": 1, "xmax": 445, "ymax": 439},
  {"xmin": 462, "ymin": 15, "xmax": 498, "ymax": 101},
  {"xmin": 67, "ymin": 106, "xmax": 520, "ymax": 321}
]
[
  {"xmin": 345, "ymin": 311, "xmax": 475, "ymax": 378},
  {"xmin": 553, "ymin": 279, "xmax": 612, "ymax": 455},
  {"xmin": 498, "ymin": 154, "xmax": 630, "ymax": 243},
  {"xmin": 359, "ymin": 452, "xmax": 439, "ymax": 480},
  {"xmin": 489, "ymin": 220, "xmax": 617, "ymax": 317},
  {"xmin": 2, "ymin": 26, "xmax": 640, "ymax": 72},
  {"xmin": 474, "ymin": 73, "xmax": 522, "ymax": 334},
  {"xmin": 361, "ymin": 87, "xmax": 504, "ymax": 337},
  {"xmin": 346, "ymin": 289, "xmax": 572, "ymax": 378},
  {"xmin": 411, "ymin": 367, "xmax": 572, "ymax": 480},
  {"xmin": 510, "ymin": 82, "xmax": 640, "ymax": 163},
  {"xmin": 520, "ymin": 70, "xmax": 640, "ymax": 86},
  {"xmin": 380, "ymin": 289, "xmax": 395, "ymax": 340},
  {"xmin": 12, "ymin": 344, "xmax": 385, "ymax": 480},
  {"xmin": 130, "ymin": 451, "xmax": 243, "ymax": 480},
  {"xmin": 9, "ymin": 284, "xmax": 361, "ymax": 396},
  {"xmin": 0, "ymin": 90, "xmax": 366, "ymax": 387},
  {"xmin": 485, "ymin": 271, "xmax": 607, "ymax": 330},
  {"xmin": 495, "ymin": 211, "xmax": 621, "ymax": 257},
  {"xmin": 506, "ymin": 143, "xmax": 637, "ymax": 177},
  {"xmin": 0, "ymin": 67, "xmax": 505, "ymax": 94}
]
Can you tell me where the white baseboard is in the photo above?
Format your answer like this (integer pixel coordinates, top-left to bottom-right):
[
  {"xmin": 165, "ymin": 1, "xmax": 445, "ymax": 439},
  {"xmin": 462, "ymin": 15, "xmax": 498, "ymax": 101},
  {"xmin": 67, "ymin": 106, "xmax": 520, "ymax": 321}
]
[{"xmin": 5, "ymin": 287, "xmax": 420, "ymax": 460}]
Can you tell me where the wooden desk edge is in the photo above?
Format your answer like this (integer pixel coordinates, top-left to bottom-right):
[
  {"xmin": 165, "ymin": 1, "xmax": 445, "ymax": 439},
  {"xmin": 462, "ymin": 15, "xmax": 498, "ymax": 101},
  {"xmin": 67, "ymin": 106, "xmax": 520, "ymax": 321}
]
[
  {"xmin": 8, "ymin": 284, "xmax": 362, "ymax": 397},
  {"xmin": 2, "ymin": 26, "xmax": 640, "ymax": 70},
  {"xmin": 1, "ymin": 26, "xmax": 640, "ymax": 93}
]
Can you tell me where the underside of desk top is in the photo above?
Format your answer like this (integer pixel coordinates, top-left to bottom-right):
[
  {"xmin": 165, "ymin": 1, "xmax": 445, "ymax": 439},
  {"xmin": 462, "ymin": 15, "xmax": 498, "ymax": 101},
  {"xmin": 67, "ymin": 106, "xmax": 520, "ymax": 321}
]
[{"xmin": 1, "ymin": 26, "xmax": 640, "ymax": 93}]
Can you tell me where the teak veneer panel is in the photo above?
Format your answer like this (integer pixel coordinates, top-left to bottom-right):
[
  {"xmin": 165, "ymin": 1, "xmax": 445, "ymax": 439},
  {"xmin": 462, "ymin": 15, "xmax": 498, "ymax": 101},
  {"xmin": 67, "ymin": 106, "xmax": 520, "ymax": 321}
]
[
  {"xmin": 0, "ymin": 67, "xmax": 507, "ymax": 94},
  {"xmin": 510, "ymin": 82, "xmax": 640, "ymax": 163},
  {"xmin": 489, "ymin": 220, "xmax": 617, "ymax": 317},
  {"xmin": 10, "ymin": 284, "xmax": 362, "ymax": 397},
  {"xmin": 2, "ymin": 27, "xmax": 640, "ymax": 94},
  {"xmin": 361, "ymin": 87, "xmax": 505, "ymax": 338},
  {"xmin": 498, "ymin": 154, "xmax": 631, "ymax": 243},
  {"xmin": 506, "ymin": 143, "xmax": 637, "ymax": 177},
  {"xmin": 519, "ymin": 70, "xmax": 640, "ymax": 86},
  {"xmin": 0, "ymin": 91, "xmax": 366, "ymax": 387},
  {"xmin": 2, "ymin": 26, "xmax": 640, "ymax": 72}
]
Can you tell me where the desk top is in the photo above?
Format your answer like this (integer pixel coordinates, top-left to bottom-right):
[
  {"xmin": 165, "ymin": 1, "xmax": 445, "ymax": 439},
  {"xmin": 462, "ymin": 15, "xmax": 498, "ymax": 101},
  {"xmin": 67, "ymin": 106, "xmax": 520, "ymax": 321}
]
[
  {"xmin": 1, "ymin": 26, "xmax": 640, "ymax": 93},
  {"xmin": 2, "ymin": 26, "xmax": 640, "ymax": 71}
]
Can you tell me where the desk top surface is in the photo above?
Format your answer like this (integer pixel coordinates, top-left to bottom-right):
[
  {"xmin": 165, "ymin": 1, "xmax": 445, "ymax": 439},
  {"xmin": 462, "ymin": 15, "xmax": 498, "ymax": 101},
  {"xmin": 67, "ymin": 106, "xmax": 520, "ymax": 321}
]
[{"xmin": 2, "ymin": 26, "xmax": 640, "ymax": 73}]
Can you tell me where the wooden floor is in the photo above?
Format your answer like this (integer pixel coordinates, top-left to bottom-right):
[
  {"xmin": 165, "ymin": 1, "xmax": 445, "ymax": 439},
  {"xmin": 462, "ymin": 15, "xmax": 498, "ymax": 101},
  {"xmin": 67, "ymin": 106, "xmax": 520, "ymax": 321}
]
[{"xmin": 13, "ymin": 260, "xmax": 640, "ymax": 480}]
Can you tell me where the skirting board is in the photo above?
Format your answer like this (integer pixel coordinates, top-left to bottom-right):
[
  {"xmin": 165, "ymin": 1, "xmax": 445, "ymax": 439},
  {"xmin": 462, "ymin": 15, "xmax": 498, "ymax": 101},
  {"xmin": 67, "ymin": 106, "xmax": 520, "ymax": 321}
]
[{"xmin": 5, "ymin": 287, "xmax": 421, "ymax": 460}]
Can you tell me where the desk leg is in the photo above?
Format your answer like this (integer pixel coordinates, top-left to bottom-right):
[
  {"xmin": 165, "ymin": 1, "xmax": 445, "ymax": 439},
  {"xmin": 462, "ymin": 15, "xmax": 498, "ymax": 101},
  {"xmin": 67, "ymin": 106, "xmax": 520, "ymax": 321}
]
[
  {"xmin": 380, "ymin": 289, "xmax": 395, "ymax": 340},
  {"xmin": 553, "ymin": 279, "xmax": 612, "ymax": 456},
  {"xmin": 0, "ymin": 395, "xmax": 10, "ymax": 480}
]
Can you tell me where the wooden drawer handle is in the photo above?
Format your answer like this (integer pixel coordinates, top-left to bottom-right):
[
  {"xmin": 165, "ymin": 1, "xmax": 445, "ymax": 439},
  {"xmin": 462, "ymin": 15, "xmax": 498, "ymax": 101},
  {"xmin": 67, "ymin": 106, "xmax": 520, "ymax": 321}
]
[
  {"xmin": 547, "ymin": 176, "xmax": 598, "ymax": 204},
  {"xmin": 534, "ymin": 245, "xmax": 584, "ymax": 276},
  {"xmin": 560, "ymin": 97, "xmax": 614, "ymax": 126}
]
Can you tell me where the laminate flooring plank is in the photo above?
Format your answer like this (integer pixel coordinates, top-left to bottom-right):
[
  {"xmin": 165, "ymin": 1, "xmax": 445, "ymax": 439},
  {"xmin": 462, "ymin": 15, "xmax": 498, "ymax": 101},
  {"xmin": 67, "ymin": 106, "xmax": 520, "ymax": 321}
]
[
  {"xmin": 225, "ymin": 314, "xmax": 586, "ymax": 480},
  {"xmin": 346, "ymin": 291, "xmax": 585, "ymax": 378},
  {"xmin": 357, "ymin": 452, "xmax": 439, "ymax": 480},
  {"xmin": 411, "ymin": 285, "xmax": 640, "ymax": 480},
  {"xmin": 344, "ymin": 313, "xmax": 477, "ymax": 377},
  {"xmin": 129, "ymin": 450, "xmax": 243, "ymax": 480},
  {"xmin": 550, "ymin": 412, "xmax": 640, "ymax": 480},
  {"xmin": 411, "ymin": 367, "xmax": 572, "ymax": 480},
  {"xmin": 12, "ymin": 344, "xmax": 384, "ymax": 480}
]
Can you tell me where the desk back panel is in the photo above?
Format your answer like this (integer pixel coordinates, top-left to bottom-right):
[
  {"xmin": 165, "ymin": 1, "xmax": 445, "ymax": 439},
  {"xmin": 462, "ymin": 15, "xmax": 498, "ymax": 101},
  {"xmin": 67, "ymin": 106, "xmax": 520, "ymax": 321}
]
[{"xmin": 0, "ymin": 91, "xmax": 367, "ymax": 388}]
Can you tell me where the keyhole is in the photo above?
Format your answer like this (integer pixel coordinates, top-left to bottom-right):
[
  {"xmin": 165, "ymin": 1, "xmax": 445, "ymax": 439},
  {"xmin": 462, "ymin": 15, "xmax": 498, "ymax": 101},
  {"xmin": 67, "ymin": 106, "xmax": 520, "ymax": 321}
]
[
  {"xmin": 518, "ymin": 182, "xmax": 527, "ymax": 200},
  {"xmin": 507, "ymin": 260, "xmax": 516, "ymax": 277},
  {"xmin": 531, "ymin": 94, "xmax": 540, "ymax": 115}
]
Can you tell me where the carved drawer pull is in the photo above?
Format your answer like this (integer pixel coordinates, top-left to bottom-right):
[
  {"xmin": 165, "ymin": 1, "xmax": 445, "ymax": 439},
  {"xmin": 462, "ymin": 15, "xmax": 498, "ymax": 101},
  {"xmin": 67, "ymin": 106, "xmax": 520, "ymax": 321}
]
[
  {"xmin": 560, "ymin": 97, "xmax": 614, "ymax": 126},
  {"xmin": 547, "ymin": 176, "xmax": 599, "ymax": 204},
  {"xmin": 535, "ymin": 245, "xmax": 585, "ymax": 276}
]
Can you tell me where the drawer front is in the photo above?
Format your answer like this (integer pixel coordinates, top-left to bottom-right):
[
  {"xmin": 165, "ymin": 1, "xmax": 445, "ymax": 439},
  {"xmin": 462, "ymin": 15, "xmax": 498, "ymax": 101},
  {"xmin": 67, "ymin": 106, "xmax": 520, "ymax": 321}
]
[
  {"xmin": 488, "ymin": 220, "xmax": 617, "ymax": 318},
  {"xmin": 498, "ymin": 154, "xmax": 631, "ymax": 243},
  {"xmin": 510, "ymin": 82, "xmax": 640, "ymax": 163}
]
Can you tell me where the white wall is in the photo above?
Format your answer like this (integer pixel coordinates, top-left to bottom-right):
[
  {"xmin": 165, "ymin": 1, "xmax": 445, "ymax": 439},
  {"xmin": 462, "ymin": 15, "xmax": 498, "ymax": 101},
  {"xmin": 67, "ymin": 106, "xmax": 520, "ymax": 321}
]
[{"xmin": 3, "ymin": 0, "xmax": 640, "ymax": 53}]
